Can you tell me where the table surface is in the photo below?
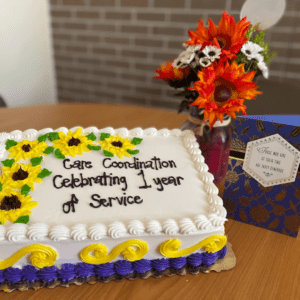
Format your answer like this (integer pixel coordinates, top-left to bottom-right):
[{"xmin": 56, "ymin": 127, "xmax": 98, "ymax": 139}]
[{"xmin": 1, "ymin": 103, "xmax": 299, "ymax": 300}]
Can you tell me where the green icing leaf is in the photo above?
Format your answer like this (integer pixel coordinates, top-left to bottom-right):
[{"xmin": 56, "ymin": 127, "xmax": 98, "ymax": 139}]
[
  {"xmin": 14, "ymin": 215, "xmax": 30, "ymax": 224},
  {"xmin": 131, "ymin": 138, "xmax": 143, "ymax": 145},
  {"xmin": 38, "ymin": 133, "xmax": 49, "ymax": 143},
  {"xmin": 87, "ymin": 145, "xmax": 101, "ymax": 151},
  {"xmin": 5, "ymin": 139, "xmax": 18, "ymax": 150},
  {"xmin": 0, "ymin": 222, "xmax": 1, "ymax": 225},
  {"xmin": 30, "ymin": 156, "xmax": 43, "ymax": 166},
  {"xmin": 103, "ymin": 150, "xmax": 114, "ymax": 157},
  {"xmin": 1, "ymin": 159, "xmax": 15, "ymax": 168},
  {"xmin": 0, "ymin": 182, "xmax": 2, "ymax": 192},
  {"xmin": 44, "ymin": 146, "xmax": 54, "ymax": 155},
  {"xmin": 21, "ymin": 184, "xmax": 31, "ymax": 196},
  {"xmin": 86, "ymin": 132, "xmax": 97, "ymax": 141},
  {"xmin": 100, "ymin": 133, "xmax": 110, "ymax": 141},
  {"xmin": 127, "ymin": 149, "xmax": 139, "ymax": 155},
  {"xmin": 54, "ymin": 149, "xmax": 65, "ymax": 159},
  {"xmin": 38, "ymin": 168, "xmax": 52, "ymax": 179},
  {"xmin": 49, "ymin": 132, "xmax": 59, "ymax": 141}
]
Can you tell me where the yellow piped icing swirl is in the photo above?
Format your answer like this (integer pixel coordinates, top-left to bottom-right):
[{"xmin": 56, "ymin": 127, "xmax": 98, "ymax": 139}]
[
  {"xmin": 160, "ymin": 234, "xmax": 227, "ymax": 258},
  {"xmin": 80, "ymin": 239, "xmax": 149, "ymax": 264},
  {"xmin": 0, "ymin": 244, "xmax": 58, "ymax": 270}
]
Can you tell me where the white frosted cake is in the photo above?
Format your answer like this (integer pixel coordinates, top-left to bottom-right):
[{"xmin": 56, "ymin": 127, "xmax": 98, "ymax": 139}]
[{"xmin": 0, "ymin": 127, "xmax": 228, "ymax": 292}]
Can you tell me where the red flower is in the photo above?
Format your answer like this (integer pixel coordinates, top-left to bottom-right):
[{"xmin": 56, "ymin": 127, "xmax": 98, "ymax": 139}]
[
  {"xmin": 185, "ymin": 11, "xmax": 250, "ymax": 60},
  {"xmin": 155, "ymin": 62, "xmax": 192, "ymax": 88},
  {"xmin": 189, "ymin": 60, "xmax": 262, "ymax": 127}
]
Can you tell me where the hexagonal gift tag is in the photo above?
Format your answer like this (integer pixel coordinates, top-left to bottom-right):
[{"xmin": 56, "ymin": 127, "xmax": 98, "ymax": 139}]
[{"xmin": 243, "ymin": 134, "xmax": 300, "ymax": 187}]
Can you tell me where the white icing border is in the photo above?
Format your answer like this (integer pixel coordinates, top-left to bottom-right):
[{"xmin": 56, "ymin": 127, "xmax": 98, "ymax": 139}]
[{"xmin": 0, "ymin": 127, "xmax": 227, "ymax": 242}]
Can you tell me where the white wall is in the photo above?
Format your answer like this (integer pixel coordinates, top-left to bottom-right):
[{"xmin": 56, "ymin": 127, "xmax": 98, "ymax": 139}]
[{"xmin": 0, "ymin": 0, "xmax": 57, "ymax": 107}]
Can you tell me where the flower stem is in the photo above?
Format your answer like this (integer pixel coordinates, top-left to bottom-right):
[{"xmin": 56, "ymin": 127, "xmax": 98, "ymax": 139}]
[{"xmin": 246, "ymin": 60, "xmax": 255, "ymax": 73}]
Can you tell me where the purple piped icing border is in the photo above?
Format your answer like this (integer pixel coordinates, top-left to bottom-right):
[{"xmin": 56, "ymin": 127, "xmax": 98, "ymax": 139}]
[{"xmin": 0, "ymin": 246, "xmax": 226, "ymax": 290}]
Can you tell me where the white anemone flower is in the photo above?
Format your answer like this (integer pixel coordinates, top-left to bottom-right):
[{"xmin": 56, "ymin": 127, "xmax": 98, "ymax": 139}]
[
  {"xmin": 252, "ymin": 53, "xmax": 264, "ymax": 63},
  {"xmin": 241, "ymin": 41, "xmax": 264, "ymax": 60},
  {"xmin": 186, "ymin": 44, "xmax": 202, "ymax": 53},
  {"xmin": 173, "ymin": 49, "xmax": 196, "ymax": 69},
  {"xmin": 257, "ymin": 60, "xmax": 269, "ymax": 79},
  {"xmin": 190, "ymin": 55, "xmax": 200, "ymax": 68},
  {"xmin": 199, "ymin": 57, "xmax": 211, "ymax": 68},
  {"xmin": 202, "ymin": 45, "xmax": 221, "ymax": 62}
]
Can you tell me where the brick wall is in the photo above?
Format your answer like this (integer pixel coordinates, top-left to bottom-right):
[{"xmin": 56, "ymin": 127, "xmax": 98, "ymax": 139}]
[{"xmin": 50, "ymin": 0, "xmax": 300, "ymax": 110}]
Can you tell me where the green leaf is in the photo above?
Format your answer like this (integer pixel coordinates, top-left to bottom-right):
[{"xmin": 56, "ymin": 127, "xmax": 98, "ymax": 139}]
[
  {"xmin": 127, "ymin": 149, "xmax": 139, "ymax": 155},
  {"xmin": 38, "ymin": 168, "xmax": 52, "ymax": 179},
  {"xmin": 86, "ymin": 132, "xmax": 97, "ymax": 141},
  {"xmin": 1, "ymin": 159, "xmax": 15, "ymax": 168},
  {"xmin": 14, "ymin": 215, "xmax": 30, "ymax": 224},
  {"xmin": 87, "ymin": 145, "xmax": 101, "ymax": 151},
  {"xmin": 103, "ymin": 150, "xmax": 114, "ymax": 157},
  {"xmin": 43, "ymin": 146, "xmax": 54, "ymax": 155},
  {"xmin": 244, "ymin": 24, "xmax": 277, "ymax": 66},
  {"xmin": 54, "ymin": 149, "xmax": 65, "ymax": 159},
  {"xmin": 49, "ymin": 132, "xmax": 59, "ymax": 141},
  {"xmin": 0, "ymin": 222, "xmax": 1, "ymax": 225},
  {"xmin": 0, "ymin": 182, "xmax": 2, "ymax": 192},
  {"xmin": 30, "ymin": 156, "xmax": 43, "ymax": 166},
  {"xmin": 5, "ymin": 139, "xmax": 18, "ymax": 150},
  {"xmin": 21, "ymin": 184, "xmax": 31, "ymax": 196},
  {"xmin": 100, "ymin": 133, "xmax": 110, "ymax": 141},
  {"xmin": 38, "ymin": 133, "xmax": 49, "ymax": 143},
  {"xmin": 131, "ymin": 138, "xmax": 143, "ymax": 145}
]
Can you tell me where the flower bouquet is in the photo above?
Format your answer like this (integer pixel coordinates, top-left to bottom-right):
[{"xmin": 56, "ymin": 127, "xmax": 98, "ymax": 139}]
[
  {"xmin": 155, "ymin": 11, "xmax": 276, "ymax": 190},
  {"xmin": 155, "ymin": 11, "xmax": 276, "ymax": 128}
]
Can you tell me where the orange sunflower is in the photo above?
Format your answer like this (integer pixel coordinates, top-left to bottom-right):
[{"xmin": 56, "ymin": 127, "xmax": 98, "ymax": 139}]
[
  {"xmin": 155, "ymin": 62, "xmax": 194, "ymax": 88},
  {"xmin": 185, "ymin": 11, "xmax": 250, "ymax": 60},
  {"xmin": 189, "ymin": 60, "xmax": 262, "ymax": 127}
]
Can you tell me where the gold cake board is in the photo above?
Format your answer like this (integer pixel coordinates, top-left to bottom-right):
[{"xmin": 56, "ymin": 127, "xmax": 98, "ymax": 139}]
[
  {"xmin": 204, "ymin": 241, "xmax": 235, "ymax": 273},
  {"xmin": 1, "ymin": 242, "xmax": 236, "ymax": 293}
]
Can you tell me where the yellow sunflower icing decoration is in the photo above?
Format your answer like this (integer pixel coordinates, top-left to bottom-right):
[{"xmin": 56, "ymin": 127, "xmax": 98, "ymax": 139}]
[
  {"xmin": 98, "ymin": 134, "xmax": 141, "ymax": 159},
  {"xmin": 1, "ymin": 163, "xmax": 42, "ymax": 191},
  {"xmin": 52, "ymin": 128, "xmax": 96, "ymax": 157},
  {"xmin": 0, "ymin": 188, "xmax": 38, "ymax": 225},
  {"xmin": 7, "ymin": 140, "xmax": 48, "ymax": 162}
]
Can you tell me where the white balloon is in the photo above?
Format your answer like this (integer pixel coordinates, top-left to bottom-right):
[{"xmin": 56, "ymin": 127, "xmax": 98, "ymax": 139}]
[{"xmin": 240, "ymin": 0, "xmax": 286, "ymax": 30}]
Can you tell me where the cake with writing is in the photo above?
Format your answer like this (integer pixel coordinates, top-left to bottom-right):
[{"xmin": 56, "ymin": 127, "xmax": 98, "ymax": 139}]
[{"xmin": 0, "ymin": 127, "xmax": 228, "ymax": 292}]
